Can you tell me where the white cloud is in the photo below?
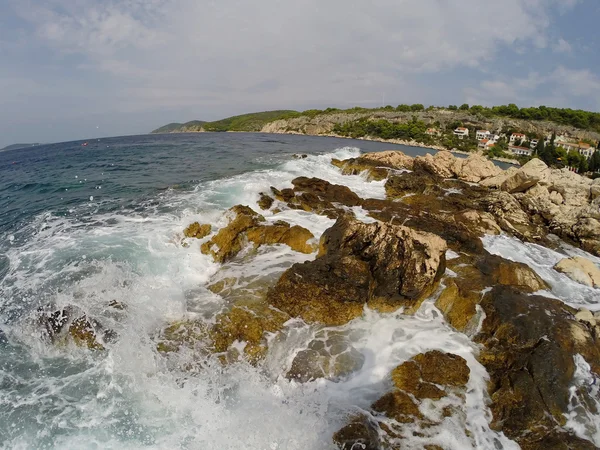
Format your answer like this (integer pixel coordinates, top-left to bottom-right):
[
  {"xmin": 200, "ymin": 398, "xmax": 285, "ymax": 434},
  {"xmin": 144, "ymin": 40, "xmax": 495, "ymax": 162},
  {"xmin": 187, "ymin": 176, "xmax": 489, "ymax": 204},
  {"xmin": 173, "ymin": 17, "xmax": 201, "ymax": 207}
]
[
  {"xmin": 553, "ymin": 38, "xmax": 572, "ymax": 53},
  {"xmin": 464, "ymin": 66, "xmax": 600, "ymax": 109},
  {"xmin": 6, "ymin": 0, "xmax": 581, "ymax": 113}
]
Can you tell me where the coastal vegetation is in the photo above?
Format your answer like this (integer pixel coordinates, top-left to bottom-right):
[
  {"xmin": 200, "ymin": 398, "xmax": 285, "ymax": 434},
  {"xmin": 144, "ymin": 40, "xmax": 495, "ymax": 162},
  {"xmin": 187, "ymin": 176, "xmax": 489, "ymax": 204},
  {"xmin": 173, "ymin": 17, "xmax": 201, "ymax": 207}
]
[{"xmin": 153, "ymin": 104, "xmax": 600, "ymax": 134}]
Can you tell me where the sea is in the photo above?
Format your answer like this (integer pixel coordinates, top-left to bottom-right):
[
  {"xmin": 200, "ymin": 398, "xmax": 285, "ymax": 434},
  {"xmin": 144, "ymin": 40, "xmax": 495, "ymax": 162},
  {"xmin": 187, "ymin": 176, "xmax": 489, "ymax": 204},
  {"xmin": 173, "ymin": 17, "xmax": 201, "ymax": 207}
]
[{"xmin": 1, "ymin": 133, "xmax": 599, "ymax": 449}]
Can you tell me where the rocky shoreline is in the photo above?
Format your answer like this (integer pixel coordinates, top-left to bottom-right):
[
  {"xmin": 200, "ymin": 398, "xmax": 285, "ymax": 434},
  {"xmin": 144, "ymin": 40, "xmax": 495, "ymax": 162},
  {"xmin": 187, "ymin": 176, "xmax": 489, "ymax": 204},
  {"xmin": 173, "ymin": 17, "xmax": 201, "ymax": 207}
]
[{"xmin": 38, "ymin": 150, "xmax": 600, "ymax": 449}]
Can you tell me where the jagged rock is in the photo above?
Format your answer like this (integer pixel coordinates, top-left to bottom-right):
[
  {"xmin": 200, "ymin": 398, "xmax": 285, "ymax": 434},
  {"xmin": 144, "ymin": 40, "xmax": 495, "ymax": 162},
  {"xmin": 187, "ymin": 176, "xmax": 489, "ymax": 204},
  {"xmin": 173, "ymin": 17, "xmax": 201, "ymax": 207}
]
[
  {"xmin": 156, "ymin": 320, "xmax": 209, "ymax": 354},
  {"xmin": 554, "ymin": 256, "xmax": 600, "ymax": 288},
  {"xmin": 332, "ymin": 416, "xmax": 381, "ymax": 450},
  {"xmin": 183, "ymin": 222, "xmax": 212, "ymax": 239},
  {"xmin": 480, "ymin": 166, "xmax": 518, "ymax": 189},
  {"xmin": 267, "ymin": 216, "xmax": 447, "ymax": 325},
  {"xmin": 157, "ymin": 303, "xmax": 289, "ymax": 364},
  {"xmin": 331, "ymin": 157, "xmax": 390, "ymax": 181},
  {"xmin": 501, "ymin": 158, "xmax": 548, "ymax": 193},
  {"xmin": 200, "ymin": 205, "xmax": 316, "ymax": 263},
  {"xmin": 209, "ymin": 304, "xmax": 289, "ymax": 364},
  {"xmin": 479, "ymin": 190, "xmax": 544, "ymax": 241},
  {"xmin": 38, "ymin": 306, "xmax": 107, "ymax": 350},
  {"xmin": 287, "ymin": 331, "xmax": 365, "ymax": 382},
  {"xmin": 335, "ymin": 351, "xmax": 470, "ymax": 449},
  {"xmin": 437, "ymin": 252, "xmax": 549, "ymax": 332},
  {"xmin": 454, "ymin": 210, "xmax": 502, "ymax": 236},
  {"xmin": 391, "ymin": 351, "xmax": 470, "ymax": 400},
  {"xmin": 257, "ymin": 193, "xmax": 274, "ymax": 210},
  {"xmin": 475, "ymin": 286, "xmax": 600, "ymax": 449},
  {"xmin": 413, "ymin": 151, "xmax": 456, "ymax": 178},
  {"xmin": 453, "ymin": 153, "xmax": 502, "ymax": 183}
]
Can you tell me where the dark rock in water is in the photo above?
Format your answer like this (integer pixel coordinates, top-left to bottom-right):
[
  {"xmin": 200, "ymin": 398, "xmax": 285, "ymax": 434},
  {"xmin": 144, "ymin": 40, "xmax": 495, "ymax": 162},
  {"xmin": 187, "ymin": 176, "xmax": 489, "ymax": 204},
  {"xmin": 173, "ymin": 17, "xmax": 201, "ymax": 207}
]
[
  {"xmin": 270, "ymin": 177, "xmax": 363, "ymax": 219},
  {"xmin": 332, "ymin": 416, "xmax": 381, "ymax": 450},
  {"xmin": 331, "ymin": 157, "xmax": 390, "ymax": 181},
  {"xmin": 38, "ymin": 306, "xmax": 109, "ymax": 350},
  {"xmin": 334, "ymin": 351, "xmax": 471, "ymax": 449},
  {"xmin": 267, "ymin": 216, "xmax": 447, "ymax": 325},
  {"xmin": 286, "ymin": 331, "xmax": 365, "ymax": 382},
  {"xmin": 450, "ymin": 285, "xmax": 600, "ymax": 449},
  {"xmin": 292, "ymin": 153, "xmax": 308, "ymax": 159},
  {"xmin": 257, "ymin": 192, "xmax": 274, "ymax": 210}
]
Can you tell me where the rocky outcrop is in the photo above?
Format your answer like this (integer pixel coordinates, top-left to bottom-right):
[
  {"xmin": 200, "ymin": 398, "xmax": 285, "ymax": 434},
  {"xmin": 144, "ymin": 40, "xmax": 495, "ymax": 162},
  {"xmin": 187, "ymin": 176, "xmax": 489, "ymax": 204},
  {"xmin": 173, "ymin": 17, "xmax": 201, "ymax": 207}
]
[
  {"xmin": 157, "ymin": 303, "xmax": 289, "ymax": 365},
  {"xmin": 554, "ymin": 256, "xmax": 600, "ymax": 288},
  {"xmin": 360, "ymin": 149, "xmax": 415, "ymax": 170},
  {"xmin": 38, "ymin": 306, "xmax": 111, "ymax": 350},
  {"xmin": 267, "ymin": 216, "xmax": 447, "ymax": 325},
  {"xmin": 287, "ymin": 330, "xmax": 365, "ymax": 382},
  {"xmin": 183, "ymin": 222, "xmax": 212, "ymax": 239},
  {"xmin": 257, "ymin": 192, "xmax": 274, "ymax": 210},
  {"xmin": 334, "ymin": 351, "xmax": 471, "ymax": 449},
  {"xmin": 199, "ymin": 205, "xmax": 316, "ymax": 263},
  {"xmin": 411, "ymin": 151, "xmax": 501, "ymax": 183},
  {"xmin": 500, "ymin": 158, "xmax": 549, "ymax": 193},
  {"xmin": 477, "ymin": 286, "xmax": 600, "ymax": 449},
  {"xmin": 271, "ymin": 177, "xmax": 362, "ymax": 219}
]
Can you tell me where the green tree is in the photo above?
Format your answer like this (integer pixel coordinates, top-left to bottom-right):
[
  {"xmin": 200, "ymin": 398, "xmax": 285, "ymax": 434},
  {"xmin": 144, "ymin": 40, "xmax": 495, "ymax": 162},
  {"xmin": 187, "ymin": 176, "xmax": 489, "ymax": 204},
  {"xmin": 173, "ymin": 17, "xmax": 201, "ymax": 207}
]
[
  {"xmin": 396, "ymin": 104, "xmax": 411, "ymax": 112},
  {"xmin": 535, "ymin": 139, "xmax": 545, "ymax": 157},
  {"xmin": 410, "ymin": 104, "xmax": 424, "ymax": 111},
  {"xmin": 447, "ymin": 105, "xmax": 458, "ymax": 111},
  {"xmin": 589, "ymin": 151, "xmax": 600, "ymax": 172},
  {"xmin": 459, "ymin": 103, "xmax": 470, "ymax": 110},
  {"xmin": 579, "ymin": 156, "xmax": 589, "ymax": 174}
]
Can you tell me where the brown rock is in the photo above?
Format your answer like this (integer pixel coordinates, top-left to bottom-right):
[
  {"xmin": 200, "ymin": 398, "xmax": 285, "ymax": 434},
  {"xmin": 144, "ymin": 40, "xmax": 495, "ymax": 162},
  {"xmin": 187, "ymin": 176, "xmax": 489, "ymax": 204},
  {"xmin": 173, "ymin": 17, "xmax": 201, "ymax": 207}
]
[
  {"xmin": 267, "ymin": 216, "xmax": 447, "ymax": 325},
  {"xmin": 332, "ymin": 416, "xmax": 381, "ymax": 450},
  {"xmin": 200, "ymin": 205, "xmax": 316, "ymax": 263},
  {"xmin": 209, "ymin": 304, "xmax": 289, "ymax": 364},
  {"xmin": 331, "ymin": 157, "xmax": 390, "ymax": 181},
  {"xmin": 476, "ymin": 286, "xmax": 600, "ymax": 448},
  {"xmin": 360, "ymin": 150, "xmax": 415, "ymax": 170},
  {"xmin": 391, "ymin": 351, "xmax": 470, "ymax": 400},
  {"xmin": 413, "ymin": 151, "xmax": 456, "ymax": 178},
  {"xmin": 183, "ymin": 222, "xmax": 212, "ymax": 239},
  {"xmin": 257, "ymin": 193, "xmax": 274, "ymax": 210},
  {"xmin": 246, "ymin": 221, "xmax": 316, "ymax": 254}
]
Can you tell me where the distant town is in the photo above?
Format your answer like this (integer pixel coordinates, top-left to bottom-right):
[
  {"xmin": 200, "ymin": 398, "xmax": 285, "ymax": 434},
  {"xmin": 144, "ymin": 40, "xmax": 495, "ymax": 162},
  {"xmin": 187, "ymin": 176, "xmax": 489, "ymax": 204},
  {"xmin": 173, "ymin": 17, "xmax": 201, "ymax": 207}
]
[{"xmin": 441, "ymin": 127, "xmax": 597, "ymax": 159}]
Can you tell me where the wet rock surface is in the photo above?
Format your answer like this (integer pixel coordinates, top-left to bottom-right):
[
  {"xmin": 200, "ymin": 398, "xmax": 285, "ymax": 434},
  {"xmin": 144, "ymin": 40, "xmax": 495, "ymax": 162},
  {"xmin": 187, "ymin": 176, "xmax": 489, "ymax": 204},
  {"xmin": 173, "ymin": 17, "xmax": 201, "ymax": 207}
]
[
  {"xmin": 183, "ymin": 222, "xmax": 212, "ymax": 239},
  {"xmin": 198, "ymin": 205, "xmax": 316, "ymax": 263},
  {"xmin": 267, "ymin": 216, "xmax": 447, "ymax": 325}
]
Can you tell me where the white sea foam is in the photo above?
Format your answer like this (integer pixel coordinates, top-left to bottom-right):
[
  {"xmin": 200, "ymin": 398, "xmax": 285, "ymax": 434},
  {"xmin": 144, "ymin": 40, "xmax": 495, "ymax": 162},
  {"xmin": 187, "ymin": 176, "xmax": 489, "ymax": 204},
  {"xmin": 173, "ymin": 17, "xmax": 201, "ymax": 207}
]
[{"xmin": 482, "ymin": 234, "xmax": 600, "ymax": 310}]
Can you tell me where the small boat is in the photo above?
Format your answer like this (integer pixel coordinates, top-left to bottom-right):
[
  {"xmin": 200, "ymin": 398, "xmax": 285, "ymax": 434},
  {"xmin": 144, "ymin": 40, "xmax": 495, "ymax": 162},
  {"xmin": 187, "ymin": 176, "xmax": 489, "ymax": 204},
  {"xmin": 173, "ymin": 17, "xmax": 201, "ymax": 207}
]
[{"xmin": 82, "ymin": 142, "xmax": 88, "ymax": 147}]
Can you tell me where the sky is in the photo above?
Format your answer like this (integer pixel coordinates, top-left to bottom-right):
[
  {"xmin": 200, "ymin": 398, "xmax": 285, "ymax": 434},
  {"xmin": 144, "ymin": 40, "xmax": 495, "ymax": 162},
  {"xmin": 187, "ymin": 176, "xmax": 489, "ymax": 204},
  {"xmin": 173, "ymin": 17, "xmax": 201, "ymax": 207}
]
[{"xmin": 0, "ymin": 0, "xmax": 599, "ymax": 147}]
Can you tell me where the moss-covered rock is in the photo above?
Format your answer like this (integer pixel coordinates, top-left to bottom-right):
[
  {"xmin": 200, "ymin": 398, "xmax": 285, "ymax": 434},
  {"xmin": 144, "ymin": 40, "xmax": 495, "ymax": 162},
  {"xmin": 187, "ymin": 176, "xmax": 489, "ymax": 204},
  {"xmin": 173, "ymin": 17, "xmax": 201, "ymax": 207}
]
[
  {"xmin": 257, "ymin": 193, "xmax": 274, "ymax": 210},
  {"xmin": 183, "ymin": 222, "xmax": 212, "ymax": 239},
  {"xmin": 209, "ymin": 304, "xmax": 289, "ymax": 365},
  {"xmin": 200, "ymin": 205, "xmax": 316, "ymax": 263}
]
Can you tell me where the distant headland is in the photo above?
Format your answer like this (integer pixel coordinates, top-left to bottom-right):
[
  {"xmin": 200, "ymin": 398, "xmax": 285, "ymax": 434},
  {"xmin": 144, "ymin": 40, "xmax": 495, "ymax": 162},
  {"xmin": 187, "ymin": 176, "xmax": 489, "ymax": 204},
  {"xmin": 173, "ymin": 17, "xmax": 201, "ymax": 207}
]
[{"xmin": 1, "ymin": 143, "xmax": 41, "ymax": 152}]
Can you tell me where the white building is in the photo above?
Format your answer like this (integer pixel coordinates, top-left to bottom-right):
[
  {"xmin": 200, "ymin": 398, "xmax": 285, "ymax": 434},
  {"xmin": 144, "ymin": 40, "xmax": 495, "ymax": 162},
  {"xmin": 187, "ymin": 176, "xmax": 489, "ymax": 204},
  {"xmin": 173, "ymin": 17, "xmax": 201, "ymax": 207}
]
[
  {"xmin": 509, "ymin": 145, "xmax": 533, "ymax": 156},
  {"xmin": 478, "ymin": 139, "xmax": 495, "ymax": 150},
  {"xmin": 530, "ymin": 139, "xmax": 539, "ymax": 149},
  {"xmin": 476, "ymin": 130, "xmax": 491, "ymax": 141},
  {"xmin": 510, "ymin": 133, "xmax": 527, "ymax": 143},
  {"xmin": 454, "ymin": 127, "xmax": 469, "ymax": 140}
]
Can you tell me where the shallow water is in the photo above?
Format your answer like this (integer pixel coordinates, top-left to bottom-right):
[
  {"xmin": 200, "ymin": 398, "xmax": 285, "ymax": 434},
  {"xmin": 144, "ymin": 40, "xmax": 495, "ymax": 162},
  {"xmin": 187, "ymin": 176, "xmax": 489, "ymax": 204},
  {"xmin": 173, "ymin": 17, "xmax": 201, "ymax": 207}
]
[{"xmin": 0, "ymin": 133, "xmax": 598, "ymax": 449}]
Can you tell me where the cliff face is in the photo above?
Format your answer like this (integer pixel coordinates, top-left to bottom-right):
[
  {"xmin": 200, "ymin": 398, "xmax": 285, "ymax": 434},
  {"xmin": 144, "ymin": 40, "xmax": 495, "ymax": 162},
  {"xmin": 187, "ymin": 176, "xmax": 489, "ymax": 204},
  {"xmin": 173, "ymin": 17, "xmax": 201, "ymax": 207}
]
[{"xmin": 261, "ymin": 110, "xmax": 600, "ymax": 141}]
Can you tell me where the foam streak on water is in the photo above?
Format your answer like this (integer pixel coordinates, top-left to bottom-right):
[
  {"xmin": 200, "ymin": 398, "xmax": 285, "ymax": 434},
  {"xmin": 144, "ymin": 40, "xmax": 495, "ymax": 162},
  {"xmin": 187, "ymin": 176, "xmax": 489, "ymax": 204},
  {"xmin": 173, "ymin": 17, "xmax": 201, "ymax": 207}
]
[{"xmin": 0, "ymin": 138, "xmax": 594, "ymax": 449}]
